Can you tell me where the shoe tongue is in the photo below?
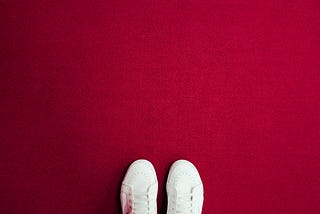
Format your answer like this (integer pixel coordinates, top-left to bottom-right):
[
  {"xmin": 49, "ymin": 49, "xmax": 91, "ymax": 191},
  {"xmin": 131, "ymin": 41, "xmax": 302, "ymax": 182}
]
[
  {"xmin": 135, "ymin": 181, "xmax": 156, "ymax": 195},
  {"xmin": 134, "ymin": 183, "xmax": 149, "ymax": 193},
  {"xmin": 176, "ymin": 182, "xmax": 193, "ymax": 195}
]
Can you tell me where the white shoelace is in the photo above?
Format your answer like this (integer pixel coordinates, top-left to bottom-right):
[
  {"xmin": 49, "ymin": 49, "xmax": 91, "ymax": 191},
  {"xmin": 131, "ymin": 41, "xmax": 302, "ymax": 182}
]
[
  {"xmin": 129, "ymin": 193, "xmax": 155, "ymax": 214},
  {"xmin": 169, "ymin": 193, "xmax": 194, "ymax": 214}
]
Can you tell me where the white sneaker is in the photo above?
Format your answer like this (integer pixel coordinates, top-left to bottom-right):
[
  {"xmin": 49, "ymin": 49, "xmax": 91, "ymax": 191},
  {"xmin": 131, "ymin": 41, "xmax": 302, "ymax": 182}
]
[
  {"xmin": 121, "ymin": 159, "xmax": 158, "ymax": 214},
  {"xmin": 166, "ymin": 160, "xmax": 204, "ymax": 214}
]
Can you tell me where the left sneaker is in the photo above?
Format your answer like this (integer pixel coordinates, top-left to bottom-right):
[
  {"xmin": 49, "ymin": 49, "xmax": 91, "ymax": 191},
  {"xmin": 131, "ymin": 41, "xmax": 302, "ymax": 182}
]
[{"xmin": 120, "ymin": 159, "xmax": 158, "ymax": 214}]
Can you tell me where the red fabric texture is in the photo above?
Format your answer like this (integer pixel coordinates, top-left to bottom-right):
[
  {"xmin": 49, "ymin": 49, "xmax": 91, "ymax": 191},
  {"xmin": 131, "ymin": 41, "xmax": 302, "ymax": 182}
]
[{"xmin": 1, "ymin": 0, "xmax": 320, "ymax": 213}]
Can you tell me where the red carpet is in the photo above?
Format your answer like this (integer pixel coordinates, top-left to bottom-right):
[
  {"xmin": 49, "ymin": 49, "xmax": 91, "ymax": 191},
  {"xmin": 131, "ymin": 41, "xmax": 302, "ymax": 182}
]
[{"xmin": 1, "ymin": 0, "xmax": 320, "ymax": 213}]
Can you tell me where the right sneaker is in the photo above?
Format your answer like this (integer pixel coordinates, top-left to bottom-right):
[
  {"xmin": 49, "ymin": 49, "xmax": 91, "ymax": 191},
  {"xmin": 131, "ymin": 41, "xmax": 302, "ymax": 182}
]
[
  {"xmin": 166, "ymin": 160, "xmax": 204, "ymax": 214},
  {"xmin": 121, "ymin": 159, "xmax": 158, "ymax": 214}
]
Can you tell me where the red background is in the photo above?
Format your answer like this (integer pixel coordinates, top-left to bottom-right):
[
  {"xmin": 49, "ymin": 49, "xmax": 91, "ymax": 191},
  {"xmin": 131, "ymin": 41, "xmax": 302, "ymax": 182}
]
[{"xmin": 1, "ymin": 0, "xmax": 320, "ymax": 213}]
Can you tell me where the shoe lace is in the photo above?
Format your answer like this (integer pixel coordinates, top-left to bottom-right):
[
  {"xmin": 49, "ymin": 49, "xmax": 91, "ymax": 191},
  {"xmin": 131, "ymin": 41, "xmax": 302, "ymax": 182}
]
[
  {"xmin": 129, "ymin": 192, "xmax": 155, "ymax": 214},
  {"xmin": 169, "ymin": 193, "xmax": 194, "ymax": 214}
]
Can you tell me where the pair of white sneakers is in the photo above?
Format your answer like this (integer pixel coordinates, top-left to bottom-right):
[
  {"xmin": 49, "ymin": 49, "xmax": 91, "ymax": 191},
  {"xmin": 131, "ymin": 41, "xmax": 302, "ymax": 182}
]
[{"xmin": 120, "ymin": 159, "xmax": 204, "ymax": 214}]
